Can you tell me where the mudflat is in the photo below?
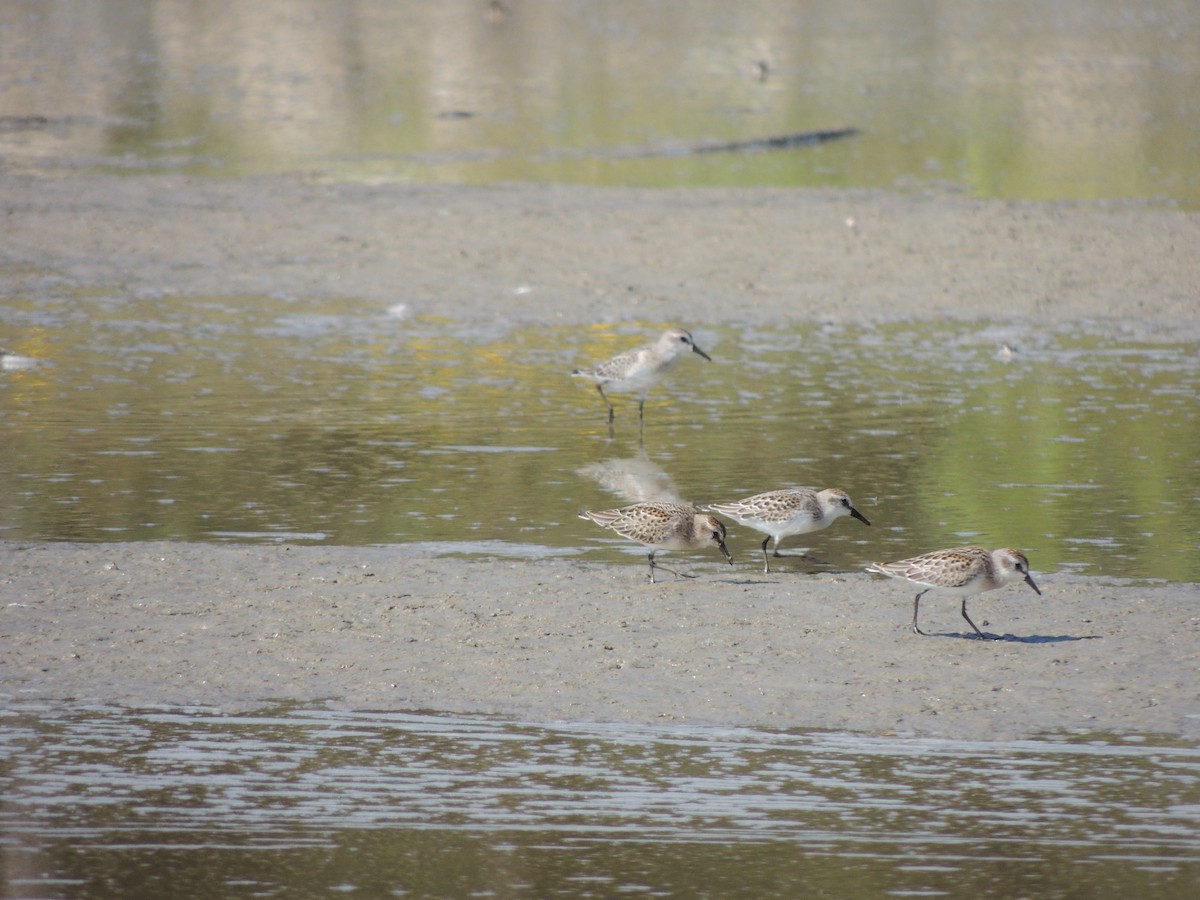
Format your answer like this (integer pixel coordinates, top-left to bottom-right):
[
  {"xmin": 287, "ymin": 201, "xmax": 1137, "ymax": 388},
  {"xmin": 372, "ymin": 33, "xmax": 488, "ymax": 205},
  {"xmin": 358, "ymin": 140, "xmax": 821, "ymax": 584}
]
[
  {"xmin": 2, "ymin": 174, "xmax": 1197, "ymax": 741},
  {"xmin": 2, "ymin": 541, "xmax": 1196, "ymax": 742}
]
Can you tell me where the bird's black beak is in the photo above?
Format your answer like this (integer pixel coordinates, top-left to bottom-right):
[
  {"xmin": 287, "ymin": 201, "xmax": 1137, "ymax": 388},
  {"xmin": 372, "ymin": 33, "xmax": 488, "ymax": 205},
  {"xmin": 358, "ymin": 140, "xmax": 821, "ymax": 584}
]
[
  {"xmin": 718, "ymin": 538, "xmax": 733, "ymax": 565},
  {"xmin": 1024, "ymin": 573, "xmax": 1042, "ymax": 595},
  {"xmin": 850, "ymin": 507, "xmax": 871, "ymax": 526},
  {"xmin": 692, "ymin": 344, "xmax": 712, "ymax": 362}
]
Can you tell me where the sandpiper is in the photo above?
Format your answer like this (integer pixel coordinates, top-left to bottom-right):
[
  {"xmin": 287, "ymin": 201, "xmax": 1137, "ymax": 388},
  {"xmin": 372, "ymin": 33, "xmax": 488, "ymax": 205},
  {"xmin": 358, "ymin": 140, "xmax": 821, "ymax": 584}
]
[
  {"xmin": 572, "ymin": 328, "xmax": 711, "ymax": 430},
  {"xmin": 579, "ymin": 501, "xmax": 733, "ymax": 582},
  {"xmin": 703, "ymin": 487, "xmax": 870, "ymax": 574},
  {"xmin": 866, "ymin": 547, "xmax": 1042, "ymax": 639}
]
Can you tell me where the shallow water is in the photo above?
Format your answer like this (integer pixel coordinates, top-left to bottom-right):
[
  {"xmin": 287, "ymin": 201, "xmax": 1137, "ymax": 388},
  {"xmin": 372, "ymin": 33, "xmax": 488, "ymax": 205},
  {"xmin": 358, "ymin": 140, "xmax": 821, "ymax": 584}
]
[
  {"xmin": 1, "ymin": 704, "xmax": 1198, "ymax": 898},
  {"xmin": 2, "ymin": 305, "xmax": 1198, "ymax": 582},
  {"xmin": 1, "ymin": 0, "xmax": 1197, "ymax": 206}
]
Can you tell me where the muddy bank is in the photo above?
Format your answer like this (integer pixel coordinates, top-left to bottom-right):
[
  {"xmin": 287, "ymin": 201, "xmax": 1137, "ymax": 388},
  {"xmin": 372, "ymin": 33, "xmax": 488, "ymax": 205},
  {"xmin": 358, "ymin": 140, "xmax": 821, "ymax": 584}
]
[
  {"xmin": 2, "ymin": 174, "xmax": 1198, "ymax": 741},
  {"xmin": 2, "ymin": 174, "xmax": 1196, "ymax": 338},
  {"xmin": 2, "ymin": 541, "xmax": 1196, "ymax": 742}
]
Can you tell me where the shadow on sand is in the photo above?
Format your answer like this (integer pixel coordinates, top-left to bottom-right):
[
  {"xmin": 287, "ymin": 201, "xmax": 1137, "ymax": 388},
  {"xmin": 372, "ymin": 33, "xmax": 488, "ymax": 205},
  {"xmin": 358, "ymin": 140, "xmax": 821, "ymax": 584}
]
[{"xmin": 931, "ymin": 631, "xmax": 1103, "ymax": 644}]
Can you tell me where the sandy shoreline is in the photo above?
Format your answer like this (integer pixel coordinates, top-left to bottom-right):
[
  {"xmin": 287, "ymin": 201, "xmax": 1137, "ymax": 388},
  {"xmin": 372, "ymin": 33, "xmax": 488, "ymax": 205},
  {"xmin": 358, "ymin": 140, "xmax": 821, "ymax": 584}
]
[
  {"xmin": 2, "ymin": 174, "xmax": 1198, "ymax": 742},
  {"xmin": 3, "ymin": 174, "xmax": 1198, "ymax": 336},
  {"xmin": 2, "ymin": 541, "xmax": 1197, "ymax": 742}
]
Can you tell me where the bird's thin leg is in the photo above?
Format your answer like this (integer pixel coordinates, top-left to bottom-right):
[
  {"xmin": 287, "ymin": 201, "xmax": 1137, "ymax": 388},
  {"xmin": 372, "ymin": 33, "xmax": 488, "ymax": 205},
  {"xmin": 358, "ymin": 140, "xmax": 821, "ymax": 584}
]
[
  {"xmin": 648, "ymin": 553, "xmax": 690, "ymax": 582},
  {"xmin": 912, "ymin": 590, "xmax": 930, "ymax": 635},
  {"xmin": 596, "ymin": 385, "xmax": 614, "ymax": 424},
  {"xmin": 961, "ymin": 600, "xmax": 990, "ymax": 640},
  {"xmin": 760, "ymin": 536, "xmax": 771, "ymax": 574}
]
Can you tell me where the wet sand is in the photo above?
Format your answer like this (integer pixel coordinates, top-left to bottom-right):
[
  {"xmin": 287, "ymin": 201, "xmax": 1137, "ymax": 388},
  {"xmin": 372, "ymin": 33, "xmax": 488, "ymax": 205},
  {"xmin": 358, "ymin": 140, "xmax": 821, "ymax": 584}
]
[
  {"xmin": 3, "ymin": 541, "xmax": 1197, "ymax": 742},
  {"xmin": 3, "ymin": 174, "xmax": 1197, "ymax": 335},
  {"xmin": 2, "ymin": 174, "xmax": 1198, "ymax": 741}
]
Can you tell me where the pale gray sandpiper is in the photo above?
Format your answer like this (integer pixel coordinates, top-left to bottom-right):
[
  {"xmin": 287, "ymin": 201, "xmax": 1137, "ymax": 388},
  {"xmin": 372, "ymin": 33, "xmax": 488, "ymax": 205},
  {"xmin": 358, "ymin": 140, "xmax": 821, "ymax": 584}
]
[
  {"xmin": 579, "ymin": 501, "xmax": 733, "ymax": 583},
  {"xmin": 702, "ymin": 487, "xmax": 870, "ymax": 574},
  {"xmin": 572, "ymin": 328, "xmax": 711, "ymax": 429},
  {"xmin": 866, "ymin": 547, "xmax": 1042, "ymax": 639}
]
